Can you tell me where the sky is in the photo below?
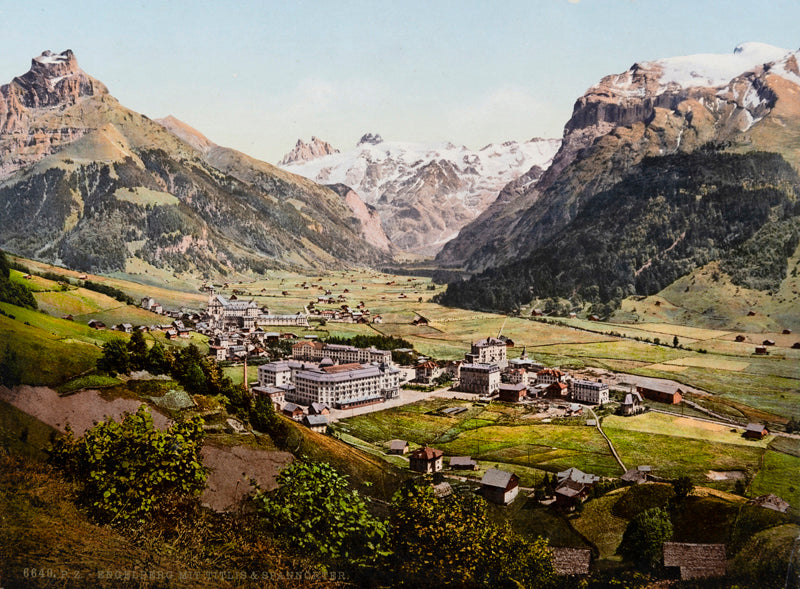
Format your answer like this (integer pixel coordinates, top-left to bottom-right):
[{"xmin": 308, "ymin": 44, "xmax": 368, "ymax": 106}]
[{"xmin": 0, "ymin": 0, "xmax": 798, "ymax": 163}]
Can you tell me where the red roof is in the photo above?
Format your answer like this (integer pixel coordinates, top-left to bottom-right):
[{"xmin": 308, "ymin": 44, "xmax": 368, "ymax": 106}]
[{"xmin": 411, "ymin": 447, "xmax": 443, "ymax": 460}]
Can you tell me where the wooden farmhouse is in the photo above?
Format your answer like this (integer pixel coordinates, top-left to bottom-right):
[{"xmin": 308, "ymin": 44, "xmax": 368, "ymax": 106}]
[
  {"xmin": 388, "ymin": 440, "xmax": 409, "ymax": 455},
  {"xmin": 409, "ymin": 447, "xmax": 444, "ymax": 473},
  {"xmin": 481, "ymin": 469, "xmax": 520, "ymax": 505},
  {"xmin": 744, "ymin": 423, "xmax": 768, "ymax": 439},
  {"xmin": 498, "ymin": 383, "xmax": 528, "ymax": 403}
]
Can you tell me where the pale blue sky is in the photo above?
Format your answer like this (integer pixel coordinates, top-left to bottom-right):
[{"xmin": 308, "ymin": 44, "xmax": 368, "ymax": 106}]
[{"xmin": 1, "ymin": 0, "xmax": 798, "ymax": 162}]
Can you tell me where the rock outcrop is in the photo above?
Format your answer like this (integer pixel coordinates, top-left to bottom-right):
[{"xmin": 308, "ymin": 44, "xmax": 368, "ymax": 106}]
[{"xmin": 278, "ymin": 136, "xmax": 340, "ymax": 165}]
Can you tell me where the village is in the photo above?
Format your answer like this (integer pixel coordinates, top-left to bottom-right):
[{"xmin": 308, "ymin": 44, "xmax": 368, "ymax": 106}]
[{"xmin": 110, "ymin": 288, "xmax": 788, "ymax": 580}]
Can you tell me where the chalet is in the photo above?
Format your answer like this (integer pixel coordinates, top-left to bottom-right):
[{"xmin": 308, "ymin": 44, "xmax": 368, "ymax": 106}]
[
  {"xmin": 551, "ymin": 548, "xmax": 592, "ymax": 576},
  {"xmin": 409, "ymin": 446, "xmax": 444, "ymax": 473},
  {"xmin": 558, "ymin": 467, "xmax": 599, "ymax": 485},
  {"xmin": 388, "ymin": 440, "xmax": 409, "ymax": 455},
  {"xmin": 498, "ymin": 383, "xmax": 528, "ymax": 403},
  {"xmin": 755, "ymin": 346, "xmax": 769, "ymax": 355},
  {"xmin": 281, "ymin": 402, "xmax": 305, "ymax": 421},
  {"xmin": 78, "ymin": 274, "xmax": 88, "ymax": 280},
  {"xmin": 554, "ymin": 479, "xmax": 591, "ymax": 510},
  {"xmin": 87, "ymin": 319, "xmax": 106, "ymax": 330},
  {"xmin": 415, "ymin": 361, "xmax": 442, "ymax": 384},
  {"xmin": 532, "ymin": 309, "xmax": 544, "ymax": 317},
  {"xmin": 783, "ymin": 328, "xmax": 793, "ymax": 334},
  {"xmin": 481, "ymin": 469, "xmax": 520, "ymax": 505},
  {"xmin": 748, "ymin": 493, "xmax": 790, "ymax": 513},
  {"xmin": 372, "ymin": 315, "xmax": 384, "ymax": 324},
  {"xmin": 118, "ymin": 323, "xmax": 133, "ymax": 333},
  {"xmin": 735, "ymin": 334, "xmax": 746, "ymax": 342},
  {"xmin": 748, "ymin": 310, "xmax": 756, "ymax": 316},
  {"xmin": 662, "ymin": 542, "xmax": 726, "ymax": 580},
  {"xmin": 411, "ymin": 315, "xmax": 429, "ymax": 326},
  {"xmin": 793, "ymin": 342, "xmax": 800, "ymax": 349},
  {"xmin": 763, "ymin": 339, "xmax": 776, "ymax": 346},
  {"xmin": 164, "ymin": 329, "xmax": 178, "ymax": 339},
  {"xmin": 620, "ymin": 391, "xmax": 644, "ymax": 415},
  {"xmin": 309, "ymin": 402, "xmax": 330, "ymax": 415},
  {"xmin": 744, "ymin": 423, "xmax": 768, "ymax": 439},
  {"xmin": 302, "ymin": 414, "xmax": 328, "ymax": 434},
  {"xmin": 588, "ymin": 314, "xmax": 600, "ymax": 321},
  {"xmin": 636, "ymin": 382, "xmax": 683, "ymax": 404},
  {"xmin": 449, "ymin": 456, "xmax": 478, "ymax": 471},
  {"xmin": 61, "ymin": 314, "xmax": 74, "ymax": 321}
]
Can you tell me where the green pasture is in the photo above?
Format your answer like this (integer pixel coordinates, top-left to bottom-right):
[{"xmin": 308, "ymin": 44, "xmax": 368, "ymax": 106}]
[
  {"xmin": 602, "ymin": 426, "xmax": 765, "ymax": 483},
  {"xmin": 750, "ymin": 451, "xmax": 800, "ymax": 509}
]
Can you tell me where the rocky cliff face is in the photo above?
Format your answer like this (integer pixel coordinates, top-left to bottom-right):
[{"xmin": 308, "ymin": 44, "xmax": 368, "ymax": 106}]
[
  {"xmin": 437, "ymin": 43, "xmax": 800, "ymax": 271},
  {"xmin": 278, "ymin": 136, "xmax": 340, "ymax": 165},
  {"xmin": 0, "ymin": 51, "xmax": 388, "ymax": 276},
  {"xmin": 280, "ymin": 135, "xmax": 561, "ymax": 255}
]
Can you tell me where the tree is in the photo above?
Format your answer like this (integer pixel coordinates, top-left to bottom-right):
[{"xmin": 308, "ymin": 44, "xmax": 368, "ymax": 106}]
[
  {"xmin": 673, "ymin": 335, "xmax": 680, "ymax": 348},
  {"xmin": 672, "ymin": 476, "xmax": 694, "ymax": 501},
  {"xmin": 253, "ymin": 461, "xmax": 388, "ymax": 563},
  {"xmin": 127, "ymin": 330, "xmax": 148, "ymax": 371},
  {"xmin": 249, "ymin": 393, "xmax": 284, "ymax": 438},
  {"xmin": 391, "ymin": 482, "xmax": 556, "ymax": 587},
  {"xmin": 96, "ymin": 338, "xmax": 130, "ymax": 376},
  {"xmin": 618, "ymin": 507, "xmax": 673, "ymax": 570},
  {"xmin": 49, "ymin": 404, "xmax": 207, "ymax": 524},
  {"xmin": 146, "ymin": 341, "xmax": 172, "ymax": 375}
]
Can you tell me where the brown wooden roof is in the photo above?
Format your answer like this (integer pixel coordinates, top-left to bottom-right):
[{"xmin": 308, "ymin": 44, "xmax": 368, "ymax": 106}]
[{"xmin": 551, "ymin": 548, "xmax": 591, "ymax": 575}]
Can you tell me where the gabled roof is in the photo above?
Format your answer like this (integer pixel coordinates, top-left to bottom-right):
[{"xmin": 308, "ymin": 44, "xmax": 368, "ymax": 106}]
[
  {"xmin": 410, "ymin": 446, "xmax": 443, "ymax": 460},
  {"xmin": 303, "ymin": 414, "xmax": 328, "ymax": 426},
  {"xmin": 449, "ymin": 456, "xmax": 476, "ymax": 467},
  {"xmin": 746, "ymin": 422, "xmax": 767, "ymax": 432},
  {"xmin": 389, "ymin": 439, "xmax": 408, "ymax": 451},
  {"xmin": 557, "ymin": 467, "xmax": 599, "ymax": 485},
  {"xmin": 481, "ymin": 468, "xmax": 518, "ymax": 490},
  {"xmin": 282, "ymin": 402, "xmax": 303, "ymax": 413},
  {"xmin": 663, "ymin": 542, "xmax": 726, "ymax": 578}
]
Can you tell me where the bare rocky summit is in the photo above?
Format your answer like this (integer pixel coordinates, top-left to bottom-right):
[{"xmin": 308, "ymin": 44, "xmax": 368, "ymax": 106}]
[{"xmin": 278, "ymin": 136, "xmax": 340, "ymax": 166}]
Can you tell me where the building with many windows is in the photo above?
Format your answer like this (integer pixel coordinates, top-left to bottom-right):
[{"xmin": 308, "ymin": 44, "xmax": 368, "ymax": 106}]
[
  {"xmin": 291, "ymin": 341, "xmax": 392, "ymax": 366},
  {"xmin": 291, "ymin": 362, "xmax": 400, "ymax": 409},
  {"xmin": 464, "ymin": 337, "xmax": 508, "ymax": 369},
  {"xmin": 457, "ymin": 363, "xmax": 501, "ymax": 395},
  {"xmin": 570, "ymin": 379, "xmax": 609, "ymax": 405}
]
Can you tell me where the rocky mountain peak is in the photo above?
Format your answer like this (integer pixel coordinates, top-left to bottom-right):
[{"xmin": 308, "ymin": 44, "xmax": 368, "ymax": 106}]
[
  {"xmin": 358, "ymin": 132, "xmax": 383, "ymax": 146},
  {"xmin": 278, "ymin": 136, "xmax": 339, "ymax": 165}
]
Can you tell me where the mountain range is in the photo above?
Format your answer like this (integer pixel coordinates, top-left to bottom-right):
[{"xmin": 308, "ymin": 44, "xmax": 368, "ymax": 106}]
[
  {"xmin": 436, "ymin": 43, "xmax": 800, "ymax": 314},
  {"xmin": 279, "ymin": 134, "xmax": 561, "ymax": 255},
  {"xmin": 0, "ymin": 50, "xmax": 388, "ymax": 277}
]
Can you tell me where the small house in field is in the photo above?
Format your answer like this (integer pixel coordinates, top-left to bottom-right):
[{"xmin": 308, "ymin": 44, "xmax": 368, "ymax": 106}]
[
  {"xmin": 662, "ymin": 542, "xmax": 726, "ymax": 580},
  {"xmin": 481, "ymin": 469, "xmax": 520, "ymax": 505},
  {"xmin": 302, "ymin": 414, "xmax": 328, "ymax": 434},
  {"xmin": 763, "ymin": 339, "xmax": 776, "ymax": 346},
  {"xmin": 449, "ymin": 456, "xmax": 478, "ymax": 471},
  {"xmin": 411, "ymin": 315, "xmax": 429, "ymax": 326},
  {"xmin": 551, "ymin": 548, "xmax": 592, "ymax": 576},
  {"xmin": 744, "ymin": 423, "xmax": 768, "ymax": 439},
  {"xmin": 748, "ymin": 493, "xmax": 790, "ymax": 513},
  {"xmin": 388, "ymin": 440, "xmax": 409, "ymax": 455},
  {"xmin": 755, "ymin": 346, "xmax": 769, "ymax": 355},
  {"xmin": 782, "ymin": 329, "xmax": 792, "ymax": 335},
  {"xmin": 87, "ymin": 319, "xmax": 106, "ymax": 330},
  {"xmin": 409, "ymin": 446, "xmax": 443, "ymax": 473},
  {"xmin": 793, "ymin": 342, "xmax": 800, "ymax": 349},
  {"xmin": 735, "ymin": 334, "xmax": 746, "ymax": 342}
]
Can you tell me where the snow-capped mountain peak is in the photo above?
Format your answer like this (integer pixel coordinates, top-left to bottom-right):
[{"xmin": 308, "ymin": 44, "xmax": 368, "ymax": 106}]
[{"xmin": 279, "ymin": 134, "xmax": 561, "ymax": 255}]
